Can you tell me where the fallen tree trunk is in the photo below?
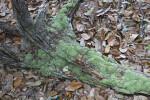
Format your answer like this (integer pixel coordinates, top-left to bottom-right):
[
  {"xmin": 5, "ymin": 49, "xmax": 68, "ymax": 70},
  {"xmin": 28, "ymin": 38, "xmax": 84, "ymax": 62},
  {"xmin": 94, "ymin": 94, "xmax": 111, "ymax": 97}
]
[{"xmin": 0, "ymin": 0, "xmax": 150, "ymax": 95}]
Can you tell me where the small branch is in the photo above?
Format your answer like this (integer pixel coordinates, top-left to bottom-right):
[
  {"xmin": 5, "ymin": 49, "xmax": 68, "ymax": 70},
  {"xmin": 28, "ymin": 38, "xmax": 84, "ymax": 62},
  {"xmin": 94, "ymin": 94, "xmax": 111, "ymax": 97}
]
[
  {"xmin": 127, "ymin": 42, "xmax": 148, "ymax": 46},
  {"xmin": 11, "ymin": 0, "xmax": 51, "ymax": 50},
  {"xmin": 0, "ymin": 43, "xmax": 24, "ymax": 67}
]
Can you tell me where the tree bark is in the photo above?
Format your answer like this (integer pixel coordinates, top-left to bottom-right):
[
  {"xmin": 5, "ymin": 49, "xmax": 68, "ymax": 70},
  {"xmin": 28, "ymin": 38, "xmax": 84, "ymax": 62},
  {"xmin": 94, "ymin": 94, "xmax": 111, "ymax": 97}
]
[{"xmin": 0, "ymin": 0, "xmax": 150, "ymax": 95}]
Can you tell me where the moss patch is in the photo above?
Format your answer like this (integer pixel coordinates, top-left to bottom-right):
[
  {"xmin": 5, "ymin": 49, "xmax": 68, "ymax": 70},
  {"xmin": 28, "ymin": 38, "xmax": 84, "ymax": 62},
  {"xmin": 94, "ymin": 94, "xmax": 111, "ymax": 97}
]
[
  {"xmin": 50, "ymin": 0, "xmax": 79, "ymax": 30},
  {"xmin": 25, "ymin": 38, "xmax": 150, "ymax": 95}
]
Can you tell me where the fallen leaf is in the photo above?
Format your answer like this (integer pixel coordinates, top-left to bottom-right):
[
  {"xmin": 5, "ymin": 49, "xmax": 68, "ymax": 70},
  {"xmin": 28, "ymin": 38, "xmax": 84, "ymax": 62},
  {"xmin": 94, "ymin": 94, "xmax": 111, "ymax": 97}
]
[
  {"xmin": 81, "ymin": 96, "xmax": 87, "ymax": 100},
  {"xmin": 80, "ymin": 38, "xmax": 85, "ymax": 47},
  {"xmin": 26, "ymin": 81, "xmax": 41, "ymax": 87},
  {"xmin": 105, "ymin": 45, "xmax": 110, "ymax": 53},
  {"xmin": 107, "ymin": 35, "xmax": 116, "ymax": 46},
  {"xmin": 133, "ymin": 95, "xmax": 148, "ymax": 100},
  {"xmin": 81, "ymin": 33, "xmax": 91, "ymax": 40},
  {"xmin": 34, "ymin": 81, "xmax": 41, "ymax": 86},
  {"xmin": 129, "ymin": 47, "xmax": 135, "ymax": 54},
  {"xmin": 119, "ymin": 42, "xmax": 128, "ymax": 53},
  {"xmin": 76, "ymin": 24, "xmax": 85, "ymax": 32},
  {"xmin": 47, "ymin": 91, "xmax": 57, "ymax": 97},
  {"xmin": 96, "ymin": 95, "xmax": 105, "ymax": 100},
  {"xmin": 8, "ymin": 1, "xmax": 12, "ymax": 9},
  {"xmin": 124, "ymin": 10, "xmax": 133, "ymax": 17},
  {"xmin": 4, "ymin": 74, "xmax": 13, "ymax": 91},
  {"xmin": 89, "ymin": 88, "xmax": 95, "ymax": 98},
  {"xmin": 108, "ymin": 15, "xmax": 115, "ymax": 22},
  {"xmin": 14, "ymin": 77, "xmax": 22, "ymax": 88},
  {"xmin": 117, "ymin": 22, "xmax": 123, "ymax": 30},
  {"xmin": 65, "ymin": 81, "xmax": 83, "ymax": 91},
  {"xmin": 97, "ymin": 4, "xmax": 112, "ymax": 16},
  {"xmin": 110, "ymin": 49, "xmax": 121, "ymax": 56},
  {"xmin": 65, "ymin": 91, "xmax": 71, "ymax": 99},
  {"xmin": 84, "ymin": 7, "xmax": 94, "ymax": 16},
  {"xmin": 129, "ymin": 34, "xmax": 139, "ymax": 42}
]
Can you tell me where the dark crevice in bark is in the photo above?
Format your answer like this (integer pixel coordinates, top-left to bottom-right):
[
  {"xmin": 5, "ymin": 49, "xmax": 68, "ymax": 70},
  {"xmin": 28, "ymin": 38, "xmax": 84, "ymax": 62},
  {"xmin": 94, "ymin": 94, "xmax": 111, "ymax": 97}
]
[{"xmin": 0, "ymin": 22, "xmax": 20, "ymax": 37}]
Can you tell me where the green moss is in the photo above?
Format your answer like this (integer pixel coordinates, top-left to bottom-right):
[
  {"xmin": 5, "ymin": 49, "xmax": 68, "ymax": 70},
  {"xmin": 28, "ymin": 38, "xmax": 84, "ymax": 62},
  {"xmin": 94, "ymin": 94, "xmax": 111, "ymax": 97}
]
[
  {"xmin": 80, "ymin": 75, "xmax": 89, "ymax": 81},
  {"xmin": 24, "ymin": 33, "xmax": 150, "ymax": 94},
  {"xmin": 47, "ymin": 27, "xmax": 55, "ymax": 32},
  {"xmin": 50, "ymin": 0, "xmax": 79, "ymax": 30},
  {"xmin": 25, "ymin": 54, "xmax": 33, "ymax": 60},
  {"xmin": 102, "ymin": 55, "xmax": 118, "ymax": 64},
  {"xmin": 67, "ymin": 33, "xmax": 76, "ymax": 39},
  {"xmin": 55, "ymin": 57, "xmax": 66, "ymax": 67},
  {"xmin": 72, "ymin": 67, "xmax": 82, "ymax": 75},
  {"xmin": 40, "ymin": 65, "xmax": 53, "ymax": 76},
  {"xmin": 51, "ymin": 14, "xmax": 68, "ymax": 29}
]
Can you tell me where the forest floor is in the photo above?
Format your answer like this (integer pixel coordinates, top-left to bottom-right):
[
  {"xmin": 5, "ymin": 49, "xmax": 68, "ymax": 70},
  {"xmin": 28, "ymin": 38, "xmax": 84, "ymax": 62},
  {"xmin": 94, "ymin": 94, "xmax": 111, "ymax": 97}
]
[{"xmin": 0, "ymin": 0, "xmax": 150, "ymax": 99}]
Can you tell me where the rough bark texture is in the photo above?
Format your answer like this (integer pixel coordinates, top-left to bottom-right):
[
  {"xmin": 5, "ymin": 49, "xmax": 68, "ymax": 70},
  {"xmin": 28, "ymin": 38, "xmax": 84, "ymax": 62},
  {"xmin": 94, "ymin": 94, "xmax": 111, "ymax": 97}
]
[{"xmin": 0, "ymin": 0, "xmax": 150, "ymax": 95}]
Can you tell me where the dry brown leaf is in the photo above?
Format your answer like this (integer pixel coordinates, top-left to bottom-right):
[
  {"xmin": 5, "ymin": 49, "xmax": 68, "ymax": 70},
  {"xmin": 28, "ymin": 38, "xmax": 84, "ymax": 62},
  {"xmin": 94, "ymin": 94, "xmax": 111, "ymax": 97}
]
[
  {"xmin": 34, "ymin": 80, "xmax": 41, "ymax": 86},
  {"xmin": 132, "ymin": 12, "xmax": 140, "ymax": 21},
  {"xmin": 119, "ymin": 42, "xmax": 128, "ymax": 53},
  {"xmin": 89, "ymin": 88, "xmax": 95, "ymax": 98},
  {"xmin": 103, "ymin": 0, "xmax": 113, "ymax": 2},
  {"xmin": 145, "ymin": 23, "xmax": 150, "ymax": 32},
  {"xmin": 65, "ymin": 91, "xmax": 71, "ymax": 99},
  {"xmin": 117, "ymin": 22, "xmax": 123, "ymax": 30},
  {"xmin": 96, "ymin": 95, "xmax": 105, "ymax": 100},
  {"xmin": 14, "ymin": 77, "xmax": 22, "ymax": 88},
  {"xmin": 3, "ymin": 74, "xmax": 13, "ymax": 91},
  {"xmin": 107, "ymin": 35, "xmax": 116, "ymax": 46},
  {"xmin": 108, "ymin": 15, "xmax": 115, "ymax": 22},
  {"xmin": 0, "ymin": 91, "xmax": 7, "ymax": 98},
  {"xmin": 81, "ymin": 96, "xmax": 87, "ymax": 100},
  {"xmin": 8, "ymin": 1, "xmax": 12, "ymax": 9},
  {"xmin": 124, "ymin": 10, "xmax": 133, "ymax": 17},
  {"xmin": 84, "ymin": 7, "xmax": 94, "ymax": 16},
  {"xmin": 81, "ymin": 33, "xmax": 91, "ymax": 40},
  {"xmin": 129, "ymin": 34, "xmax": 139, "ymax": 42},
  {"xmin": 105, "ymin": 45, "xmax": 110, "ymax": 53},
  {"xmin": 76, "ymin": 24, "xmax": 85, "ymax": 32},
  {"xmin": 59, "ymin": 95, "xmax": 63, "ymax": 100},
  {"xmin": 65, "ymin": 81, "xmax": 83, "ymax": 91},
  {"xmin": 80, "ymin": 38, "xmax": 85, "ymax": 47},
  {"xmin": 47, "ymin": 91, "xmax": 57, "ymax": 97},
  {"xmin": 110, "ymin": 49, "xmax": 121, "ymax": 56},
  {"xmin": 129, "ymin": 47, "xmax": 135, "ymax": 54},
  {"xmin": 96, "ymin": 4, "xmax": 112, "ymax": 16},
  {"xmin": 0, "ymin": 12, "xmax": 6, "ymax": 17}
]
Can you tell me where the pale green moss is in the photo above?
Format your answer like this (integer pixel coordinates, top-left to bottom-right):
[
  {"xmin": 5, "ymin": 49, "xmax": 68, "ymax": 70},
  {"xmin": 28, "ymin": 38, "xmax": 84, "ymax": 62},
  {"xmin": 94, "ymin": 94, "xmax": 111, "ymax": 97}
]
[
  {"xmin": 25, "ymin": 54, "xmax": 33, "ymax": 60},
  {"xmin": 72, "ymin": 67, "xmax": 82, "ymax": 76},
  {"xmin": 24, "ymin": 35, "xmax": 150, "ymax": 95},
  {"xmin": 47, "ymin": 27, "xmax": 55, "ymax": 32},
  {"xmin": 67, "ymin": 33, "xmax": 76, "ymax": 39},
  {"xmin": 80, "ymin": 75, "xmax": 89, "ymax": 81},
  {"xmin": 51, "ymin": 14, "xmax": 68, "ymax": 29},
  {"xmin": 50, "ymin": 0, "xmax": 79, "ymax": 30},
  {"xmin": 55, "ymin": 57, "xmax": 66, "ymax": 67}
]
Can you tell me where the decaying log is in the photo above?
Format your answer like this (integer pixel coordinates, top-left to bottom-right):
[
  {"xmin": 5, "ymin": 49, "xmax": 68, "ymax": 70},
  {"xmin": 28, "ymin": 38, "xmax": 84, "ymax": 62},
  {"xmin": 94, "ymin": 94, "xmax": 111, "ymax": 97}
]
[{"xmin": 0, "ymin": 0, "xmax": 150, "ymax": 95}]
